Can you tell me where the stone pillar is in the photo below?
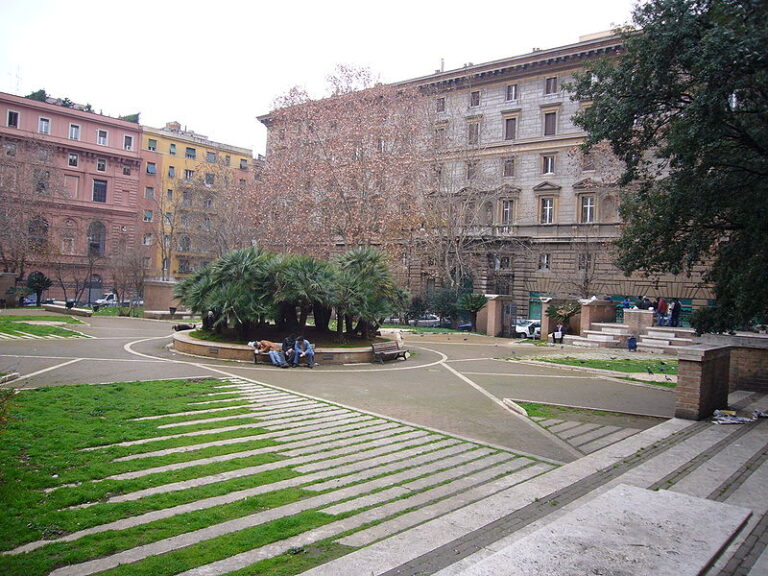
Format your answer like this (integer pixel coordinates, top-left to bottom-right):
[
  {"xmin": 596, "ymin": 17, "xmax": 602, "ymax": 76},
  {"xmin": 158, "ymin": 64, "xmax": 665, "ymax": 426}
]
[
  {"xmin": 623, "ymin": 308, "xmax": 654, "ymax": 335},
  {"xmin": 675, "ymin": 345, "xmax": 731, "ymax": 420},
  {"xmin": 579, "ymin": 301, "xmax": 617, "ymax": 336},
  {"xmin": 477, "ymin": 296, "xmax": 501, "ymax": 337},
  {"xmin": 143, "ymin": 279, "xmax": 181, "ymax": 312}
]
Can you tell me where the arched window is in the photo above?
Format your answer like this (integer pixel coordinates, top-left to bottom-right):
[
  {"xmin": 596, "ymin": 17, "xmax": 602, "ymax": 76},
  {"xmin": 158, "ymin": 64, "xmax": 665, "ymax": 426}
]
[
  {"xmin": 87, "ymin": 221, "xmax": 106, "ymax": 257},
  {"xmin": 29, "ymin": 217, "xmax": 49, "ymax": 251}
]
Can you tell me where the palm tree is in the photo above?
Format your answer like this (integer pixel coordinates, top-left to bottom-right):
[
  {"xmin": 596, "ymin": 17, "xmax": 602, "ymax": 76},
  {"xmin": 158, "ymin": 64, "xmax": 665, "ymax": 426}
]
[
  {"xmin": 273, "ymin": 254, "xmax": 335, "ymax": 332},
  {"xmin": 457, "ymin": 292, "xmax": 488, "ymax": 332}
]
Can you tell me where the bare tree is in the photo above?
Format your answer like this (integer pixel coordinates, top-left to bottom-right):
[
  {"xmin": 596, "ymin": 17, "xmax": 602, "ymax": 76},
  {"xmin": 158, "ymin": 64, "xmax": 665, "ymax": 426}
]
[
  {"xmin": 109, "ymin": 234, "xmax": 146, "ymax": 314},
  {"xmin": 255, "ymin": 66, "xmax": 430, "ymax": 260}
]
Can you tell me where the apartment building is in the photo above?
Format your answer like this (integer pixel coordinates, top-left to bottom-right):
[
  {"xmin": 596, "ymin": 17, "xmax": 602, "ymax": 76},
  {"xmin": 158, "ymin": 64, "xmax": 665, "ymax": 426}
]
[
  {"xmin": 259, "ymin": 33, "xmax": 712, "ymax": 329},
  {"xmin": 0, "ymin": 91, "xmax": 142, "ymax": 302},
  {"xmin": 140, "ymin": 122, "xmax": 257, "ymax": 279}
]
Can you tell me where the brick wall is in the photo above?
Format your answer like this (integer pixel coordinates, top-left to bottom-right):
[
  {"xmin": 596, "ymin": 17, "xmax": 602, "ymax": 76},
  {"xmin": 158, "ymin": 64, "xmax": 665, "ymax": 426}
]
[{"xmin": 730, "ymin": 347, "xmax": 768, "ymax": 393}]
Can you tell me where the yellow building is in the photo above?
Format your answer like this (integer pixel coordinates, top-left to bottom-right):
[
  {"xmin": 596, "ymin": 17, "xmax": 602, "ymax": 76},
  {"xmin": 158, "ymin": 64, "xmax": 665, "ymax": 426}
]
[{"xmin": 139, "ymin": 122, "xmax": 257, "ymax": 279}]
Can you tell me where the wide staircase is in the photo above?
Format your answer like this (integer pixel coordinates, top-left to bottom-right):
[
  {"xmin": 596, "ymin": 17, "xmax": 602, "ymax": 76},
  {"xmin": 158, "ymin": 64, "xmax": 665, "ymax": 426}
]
[
  {"xmin": 565, "ymin": 323, "xmax": 697, "ymax": 354},
  {"xmin": 299, "ymin": 390, "xmax": 768, "ymax": 576}
]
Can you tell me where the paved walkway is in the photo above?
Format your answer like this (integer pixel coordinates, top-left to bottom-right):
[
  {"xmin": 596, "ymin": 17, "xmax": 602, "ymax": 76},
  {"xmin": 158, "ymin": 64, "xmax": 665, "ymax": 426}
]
[{"xmin": 1, "ymin": 312, "xmax": 765, "ymax": 575}]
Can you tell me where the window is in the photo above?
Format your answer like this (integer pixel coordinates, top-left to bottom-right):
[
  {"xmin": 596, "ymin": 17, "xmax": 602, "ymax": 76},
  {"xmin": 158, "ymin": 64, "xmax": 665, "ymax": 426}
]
[
  {"xmin": 179, "ymin": 236, "xmax": 191, "ymax": 252},
  {"xmin": 145, "ymin": 186, "xmax": 154, "ymax": 199},
  {"xmin": 239, "ymin": 178, "xmax": 246, "ymax": 187},
  {"xmin": 542, "ymin": 155, "xmax": 556, "ymax": 175},
  {"xmin": 466, "ymin": 161, "xmax": 478, "ymax": 181},
  {"xmin": 168, "ymin": 166, "xmax": 175, "ymax": 178},
  {"xmin": 434, "ymin": 126, "xmax": 446, "ymax": 147},
  {"xmin": 169, "ymin": 143, "xmax": 176, "ymax": 155},
  {"xmin": 88, "ymin": 221, "xmax": 106, "ymax": 256},
  {"xmin": 544, "ymin": 111, "xmax": 557, "ymax": 136},
  {"xmin": 240, "ymin": 158, "xmax": 248, "ymax": 170},
  {"xmin": 96, "ymin": 158, "xmax": 106, "ymax": 172},
  {"xmin": 69, "ymin": 124, "xmax": 80, "ymax": 140},
  {"xmin": 582, "ymin": 152, "xmax": 596, "ymax": 172},
  {"xmin": 92, "ymin": 179, "xmax": 107, "ymax": 203},
  {"xmin": 204, "ymin": 196, "xmax": 214, "ymax": 209},
  {"xmin": 147, "ymin": 139, "xmax": 157, "ymax": 151},
  {"xmin": 540, "ymin": 197, "xmax": 554, "ymax": 224},
  {"xmin": 146, "ymin": 162, "xmax": 157, "ymax": 175},
  {"xmin": 38, "ymin": 117, "xmax": 50, "ymax": 134},
  {"xmin": 581, "ymin": 195, "xmax": 595, "ymax": 223},
  {"xmin": 166, "ymin": 189, "xmax": 173, "ymax": 201},
  {"xmin": 181, "ymin": 190, "xmax": 191, "ymax": 207},
  {"xmin": 184, "ymin": 169, "xmax": 194, "ymax": 180},
  {"xmin": 206, "ymin": 151, "xmax": 216, "ymax": 163},
  {"xmin": 436, "ymin": 97, "xmax": 446, "ymax": 112},
  {"xmin": 505, "ymin": 84, "xmax": 518, "ymax": 101},
  {"xmin": 578, "ymin": 253, "xmax": 593, "ymax": 271},
  {"xmin": 503, "ymin": 157, "xmax": 515, "ymax": 177},
  {"xmin": 5, "ymin": 142, "xmax": 16, "ymax": 156},
  {"xmin": 501, "ymin": 200, "xmax": 513, "ymax": 228},
  {"xmin": 123, "ymin": 135, "xmax": 133, "ymax": 150},
  {"xmin": 185, "ymin": 147, "xmax": 196, "ymax": 159},
  {"xmin": 97, "ymin": 129, "xmax": 108, "ymax": 145},
  {"xmin": 204, "ymin": 173, "xmax": 215, "ymax": 186},
  {"xmin": 504, "ymin": 117, "xmax": 517, "ymax": 140},
  {"xmin": 142, "ymin": 257, "xmax": 151, "ymax": 269},
  {"xmin": 545, "ymin": 76, "xmax": 558, "ymax": 94},
  {"xmin": 224, "ymin": 155, "xmax": 231, "ymax": 166},
  {"xmin": 142, "ymin": 233, "xmax": 153, "ymax": 246},
  {"xmin": 164, "ymin": 213, "xmax": 173, "ymax": 225},
  {"xmin": 470, "ymin": 90, "xmax": 480, "ymax": 107},
  {"xmin": 143, "ymin": 210, "xmax": 153, "ymax": 222},
  {"xmin": 122, "ymin": 166, "xmax": 131, "ymax": 176},
  {"xmin": 68, "ymin": 153, "xmax": 79, "ymax": 167},
  {"xmin": 468, "ymin": 122, "xmax": 479, "ymax": 145},
  {"xmin": 539, "ymin": 253, "xmax": 551, "ymax": 270},
  {"xmin": 37, "ymin": 147, "xmax": 49, "ymax": 162},
  {"xmin": 6, "ymin": 110, "xmax": 19, "ymax": 128},
  {"xmin": 29, "ymin": 217, "xmax": 49, "ymax": 250}
]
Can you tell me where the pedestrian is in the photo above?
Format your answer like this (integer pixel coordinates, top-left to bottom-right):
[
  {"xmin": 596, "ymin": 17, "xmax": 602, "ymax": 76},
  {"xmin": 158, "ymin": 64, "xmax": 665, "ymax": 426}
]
[
  {"xmin": 282, "ymin": 334, "xmax": 296, "ymax": 366},
  {"xmin": 656, "ymin": 297, "xmax": 668, "ymax": 326},
  {"xmin": 670, "ymin": 299, "xmax": 681, "ymax": 327},
  {"xmin": 552, "ymin": 323, "xmax": 566, "ymax": 344},
  {"xmin": 292, "ymin": 335, "xmax": 315, "ymax": 368},
  {"xmin": 621, "ymin": 296, "xmax": 633, "ymax": 309}
]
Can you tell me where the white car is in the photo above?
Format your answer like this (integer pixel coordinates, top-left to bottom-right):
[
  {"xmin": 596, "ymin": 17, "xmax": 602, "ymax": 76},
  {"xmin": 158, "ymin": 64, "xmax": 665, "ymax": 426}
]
[
  {"xmin": 514, "ymin": 319, "xmax": 541, "ymax": 338},
  {"xmin": 95, "ymin": 293, "xmax": 117, "ymax": 306},
  {"xmin": 409, "ymin": 314, "xmax": 441, "ymax": 327}
]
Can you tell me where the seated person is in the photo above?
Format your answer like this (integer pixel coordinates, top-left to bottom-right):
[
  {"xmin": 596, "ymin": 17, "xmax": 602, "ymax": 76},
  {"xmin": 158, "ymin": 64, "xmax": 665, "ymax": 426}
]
[
  {"xmin": 249, "ymin": 339, "xmax": 288, "ymax": 367},
  {"xmin": 292, "ymin": 336, "xmax": 315, "ymax": 368},
  {"xmin": 282, "ymin": 334, "xmax": 296, "ymax": 365}
]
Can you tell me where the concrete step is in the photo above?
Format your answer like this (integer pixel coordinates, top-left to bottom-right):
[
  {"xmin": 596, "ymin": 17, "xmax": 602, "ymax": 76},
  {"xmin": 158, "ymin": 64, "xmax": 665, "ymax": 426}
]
[
  {"xmin": 592, "ymin": 323, "xmax": 629, "ymax": 330},
  {"xmin": 581, "ymin": 331, "xmax": 621, "ymax": 343}
]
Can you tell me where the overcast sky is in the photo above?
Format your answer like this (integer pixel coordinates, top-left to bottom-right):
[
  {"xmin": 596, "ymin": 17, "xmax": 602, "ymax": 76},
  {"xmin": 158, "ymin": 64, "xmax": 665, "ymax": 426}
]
[{"xmin": 0, "ymin": 0, "xmax": 638, "ymax": 156}]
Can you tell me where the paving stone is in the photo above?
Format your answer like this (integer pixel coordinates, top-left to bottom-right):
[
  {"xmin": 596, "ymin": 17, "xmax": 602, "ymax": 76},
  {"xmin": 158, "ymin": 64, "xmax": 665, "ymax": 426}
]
[
  {"xmin": 113, "ymin": 422, "xmax": 406, "ymax": 462},
  {"xmin": 326, "ymin": 452, "xmax": 522, "ymax": 518},
  {"xmin": 546, "ymin": 420, "xmax": 585, "ymax": 434},
  {"xmin": 337, "ymin": 462, "xmax": 554, "ymax": 548},
  {"xmin": 156, "ymin": 404, "xmax": 341, "ymax": 429},
  {"xmin": 577, "ymin": 427, "xmax": 640, "ymax": 453},
  {"xmin": 261, "ymin": 413, "xmax": 372, "ymax": 430},
  {"xmin": 458, "ymin": 484, "xmax": 751, "ymax": 576},
  {"xmin": 569, "ymin": 424, "xmax": 621, "ymax": 447},
  {"xmin": 558, "ymin": 422, "xmax": 603, "ymax": 440},
  {"xmin": 537, "ymin": 418, "xmax": 564, "ymax": 427}
]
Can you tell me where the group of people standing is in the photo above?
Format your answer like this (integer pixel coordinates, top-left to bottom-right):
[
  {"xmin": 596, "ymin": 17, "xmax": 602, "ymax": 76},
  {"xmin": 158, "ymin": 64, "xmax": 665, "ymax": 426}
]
[
  {"xmin": 621, "ymin": 296, "xmax": 682, "ymax": 327},
  {"xmin": 249, "ymin": 335, "xmax": 315, "ymax": 368}
]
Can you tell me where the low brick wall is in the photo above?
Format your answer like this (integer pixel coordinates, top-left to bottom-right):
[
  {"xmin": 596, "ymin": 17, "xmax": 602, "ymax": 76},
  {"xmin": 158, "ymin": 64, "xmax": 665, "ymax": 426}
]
[
  {"xmin": 675, "ymin": 333, "xmax": 768, "ymax": 419},
  {"xmin": 172, "ymin": 331, "xmax": 376, "ymax": 365}
]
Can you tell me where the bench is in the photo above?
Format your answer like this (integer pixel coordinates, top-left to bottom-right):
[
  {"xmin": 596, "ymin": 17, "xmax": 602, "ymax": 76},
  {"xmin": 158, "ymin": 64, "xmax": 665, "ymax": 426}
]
[{"xmin": 371, "ymin": 341, "xmax": 409, "ymax": 363}]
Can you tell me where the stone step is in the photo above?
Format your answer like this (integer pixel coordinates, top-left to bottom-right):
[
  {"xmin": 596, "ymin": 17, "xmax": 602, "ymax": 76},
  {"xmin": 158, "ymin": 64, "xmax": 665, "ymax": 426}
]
[
  {"xmin": 581, "ymin": 331, "xmax": 621, "ymax": 343},
  {"xmin": 592, "ymin": 323, "xmax": 629, "ymax": 330}
]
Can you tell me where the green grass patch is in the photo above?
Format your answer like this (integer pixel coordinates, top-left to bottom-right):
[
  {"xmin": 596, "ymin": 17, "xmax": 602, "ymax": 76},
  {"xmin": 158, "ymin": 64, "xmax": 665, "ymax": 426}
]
[
  {"xmin": 92, "ymin": 306, "xmax": 144, "ymax": 317},
  {"xmin": 517, "ymin": 401, "xmax": 629, "ymax": 420},
  {"xmin": 534, "ymin": 356, "xmax": 678, "ymax": 374},
  {"xmin": 0, "ymin": 315, "xmax": 86, "ymax": 338}
]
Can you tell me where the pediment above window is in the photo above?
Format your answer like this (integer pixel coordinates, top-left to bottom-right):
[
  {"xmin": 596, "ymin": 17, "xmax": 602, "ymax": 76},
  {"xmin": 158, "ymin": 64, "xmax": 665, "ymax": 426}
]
[
  {"xmin": 573, "ymin": 177, "xmax": 603, "ymax": 190},
  {"xmin": 533, "ymin": 181, "xmax": 562, "ymax": 194}
]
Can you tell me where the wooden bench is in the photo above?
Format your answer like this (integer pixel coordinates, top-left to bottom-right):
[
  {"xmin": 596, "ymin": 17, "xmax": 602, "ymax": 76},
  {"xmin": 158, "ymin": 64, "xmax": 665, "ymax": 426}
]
[{"xmin": 371, "ymin": 341, "xmax": 409, "ymax": 363}]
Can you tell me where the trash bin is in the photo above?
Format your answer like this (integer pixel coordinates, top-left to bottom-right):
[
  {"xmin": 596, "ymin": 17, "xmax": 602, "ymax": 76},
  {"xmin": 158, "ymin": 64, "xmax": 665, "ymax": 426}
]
[{"xmin": 627, "ymin": 336, "xmax": 638, "ymax": 352}]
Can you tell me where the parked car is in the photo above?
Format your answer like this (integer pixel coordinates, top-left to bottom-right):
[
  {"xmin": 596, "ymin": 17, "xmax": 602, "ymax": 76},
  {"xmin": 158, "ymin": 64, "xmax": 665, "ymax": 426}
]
[
  {"xmin": 95, "ymin": 293, "xmax": 117, "ymax": 306},
  {"xmin": 513, "ymin": 319, "xmax": 541, "ymax": 338},
  {"xmin": 409, "ymin": 314, "xmax": 441, "ymax": 327}
]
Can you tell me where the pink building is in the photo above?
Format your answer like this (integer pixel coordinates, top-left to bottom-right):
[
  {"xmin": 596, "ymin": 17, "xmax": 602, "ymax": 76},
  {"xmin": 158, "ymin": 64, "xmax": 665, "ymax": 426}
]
[{"xmin": 0, "ymin": 91, "xmax": 142, "ymax": 303}]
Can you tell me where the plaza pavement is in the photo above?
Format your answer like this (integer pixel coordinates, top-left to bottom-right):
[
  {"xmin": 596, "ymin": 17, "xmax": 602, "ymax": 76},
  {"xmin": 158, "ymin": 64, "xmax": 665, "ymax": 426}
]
[{"xmin": 1, "ymin": 310, "xmax": 766, "ymax": 575}]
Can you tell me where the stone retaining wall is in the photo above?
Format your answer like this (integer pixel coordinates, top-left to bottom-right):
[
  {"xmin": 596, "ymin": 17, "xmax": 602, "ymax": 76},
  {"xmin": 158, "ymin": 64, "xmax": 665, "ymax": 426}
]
[{"xmin": 172, "ymin": 331, "xmax": 375, "ymax": 364}]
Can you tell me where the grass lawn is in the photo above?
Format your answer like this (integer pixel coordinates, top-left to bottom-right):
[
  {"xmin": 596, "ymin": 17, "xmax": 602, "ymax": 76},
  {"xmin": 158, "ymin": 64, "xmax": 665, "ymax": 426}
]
[
  {"xmin": 0, "ymin": 378, "xmax": 528, "ymax": 576},
  {"xmin": 534, "ymin": 356, "xmax": 678, "ymax": 375},
  {"xmin": 0, "ymin": 315, "xmax": 87, "ymax": 338}
]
